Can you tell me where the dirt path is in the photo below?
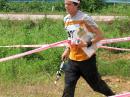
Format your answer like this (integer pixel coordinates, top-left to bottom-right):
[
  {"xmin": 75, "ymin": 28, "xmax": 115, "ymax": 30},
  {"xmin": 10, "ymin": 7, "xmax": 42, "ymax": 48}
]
[
  {"xmin": 0, "ymin": 76, "xmax": 130, "ymax": 97},
  {"xmin": 0, "ymin": 14, "xmax": 128, "ymax": 21}
]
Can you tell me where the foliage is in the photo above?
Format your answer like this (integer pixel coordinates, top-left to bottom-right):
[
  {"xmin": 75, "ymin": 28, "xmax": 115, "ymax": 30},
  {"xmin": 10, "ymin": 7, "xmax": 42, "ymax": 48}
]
[
  {"xmin": 98, "ymin": 53, "xmax": 130, "ymax": 77},
  {"xmin": 0, "ymin": 19, "xmax": 130, "ymax": 83},
  {"xmin": 0, "ymin": 0, "xmax": 105, "ymax": 13},
  {"xmin": 0, "ymin": 19, "xmax": 67, "ymax": 83},
  {"xmin": 80, "ymin": 0, "xmax": 105, "ymax": 12},
  {"xmin": 1, "ymin": 0, "xmax": 130, "ymax": 15},
  {"xmin": 0, "ymin": 0, "xmax": 8, "ymax": 11},
  {"xmin": 0, "ymin": 1, "xmax": 65, "ymax": 13},
  {"xmin": 98, "ymin": 4, "xmax": 130, "ymax": 16},
  {"xmin": 98, "ymin": 19, "xmax": 130, "ymax": 49}
]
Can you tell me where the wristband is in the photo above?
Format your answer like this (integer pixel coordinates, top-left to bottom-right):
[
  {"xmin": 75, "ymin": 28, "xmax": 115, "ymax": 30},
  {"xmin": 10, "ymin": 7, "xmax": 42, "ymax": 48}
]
[{"xmin": 87, "ymin": 41, "xmax": 92, "ymax": 47}]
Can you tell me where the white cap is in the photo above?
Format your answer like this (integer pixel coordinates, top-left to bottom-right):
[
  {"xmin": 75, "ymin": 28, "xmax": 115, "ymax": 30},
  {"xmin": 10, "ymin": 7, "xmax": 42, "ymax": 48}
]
[{"xmin": 67, "ymin": 0, "xmax": 80, "ymax": 3}]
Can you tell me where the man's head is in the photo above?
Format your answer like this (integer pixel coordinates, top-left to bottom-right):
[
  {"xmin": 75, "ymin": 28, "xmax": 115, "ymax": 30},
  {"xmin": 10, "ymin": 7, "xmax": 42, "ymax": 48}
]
[{"xmin": 64, "ymin": 0, "xmax": 80, "ymax": 16}]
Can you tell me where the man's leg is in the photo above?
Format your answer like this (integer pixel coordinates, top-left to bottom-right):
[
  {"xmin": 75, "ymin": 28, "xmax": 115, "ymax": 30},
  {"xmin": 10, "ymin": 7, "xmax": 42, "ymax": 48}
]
[
  {"xmin": 62, "ymin": 60, "xmax": 80, "ymax": 97},
  {"xmin": 80, "ymin": 55, "xmax": 115, "ymax": 96}
]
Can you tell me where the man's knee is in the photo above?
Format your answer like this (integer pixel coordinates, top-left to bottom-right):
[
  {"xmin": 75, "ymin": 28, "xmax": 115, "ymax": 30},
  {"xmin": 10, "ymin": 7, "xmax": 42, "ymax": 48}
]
[{"xmin": 65, "ymin": 80, "xmax": 76, "ymax": 88}]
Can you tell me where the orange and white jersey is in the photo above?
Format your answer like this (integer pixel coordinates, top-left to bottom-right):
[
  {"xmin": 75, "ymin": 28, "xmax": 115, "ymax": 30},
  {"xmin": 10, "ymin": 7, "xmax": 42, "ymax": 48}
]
[{"xmin": 64, "ymin": 10, "xmax": 98, "ymax": 61}]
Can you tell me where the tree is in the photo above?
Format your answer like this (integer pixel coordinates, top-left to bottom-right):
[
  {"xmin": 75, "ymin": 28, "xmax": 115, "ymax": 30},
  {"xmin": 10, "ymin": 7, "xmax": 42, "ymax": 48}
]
[
  {"xmin": 0, "ymin": 0, "xmax": 8, "ymax": 10},
  {"xmin": 80, "ymin": 0, "xmax": 105, "ymax": 12}
]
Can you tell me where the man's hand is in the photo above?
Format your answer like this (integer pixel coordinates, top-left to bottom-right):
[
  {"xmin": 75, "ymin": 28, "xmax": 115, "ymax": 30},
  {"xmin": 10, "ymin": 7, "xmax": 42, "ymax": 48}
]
[
  {"xmin": 70, "ymin": 39, "xmax": 87, "ymax": 48},
  {"xmin": 61, "ymin": 48, "xmax": 70, "ymax": 61},
  {"xmin": 76, "ymin": 39, "xmax": 87, "ymax": 48}
]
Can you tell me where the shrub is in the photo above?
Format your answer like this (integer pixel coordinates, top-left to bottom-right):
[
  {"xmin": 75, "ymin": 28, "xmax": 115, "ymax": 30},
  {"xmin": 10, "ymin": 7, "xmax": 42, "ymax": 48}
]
[
  {"xmin": 0, "ymin": 0, "xmax": 105, "ymax": 13},
  {"xmin": 80, "ymin": 0, "xmax": 105, "ymax": 12},
  {"xmin": 0, "ymin": 0, "xmax": 8, "ymax": 11}
]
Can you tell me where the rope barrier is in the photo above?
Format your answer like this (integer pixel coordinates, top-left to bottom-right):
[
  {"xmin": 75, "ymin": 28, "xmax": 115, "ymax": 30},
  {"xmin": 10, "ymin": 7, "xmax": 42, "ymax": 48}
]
[
  {"xmin": 0, "ymin": 40, "xmax": 69, "ymax": 62},
  {"xmin": 99, "ymin": 46, "xmax": 130, "ymax": 51},
  {"xmin": 99, "ymin": 37, "xmax": 130, "ymax": 45},
  {"xmin": 0, "ymin": 36, "xmax": 130, "ymax": 62},
  {"xmin": 0, "ymin": 45, "xmax": 43, "ymax": 48},
  {"xmin": 0, "ymin": 37, "xmax": 129, "ymax": 48},
  {"xmin": 0, "ymin": 44, "xmax": 130, "ymax": 52},
  {"xmin": 0, "ymin": 37, "xmax": 130, "ymax": 96},
  {"xmin": 0, "ymin": 44, "xmax": 66, "ymax": 48},
  {"xmin": 109, "ymin": 92, "xmax": 130, "ymax": 97}
]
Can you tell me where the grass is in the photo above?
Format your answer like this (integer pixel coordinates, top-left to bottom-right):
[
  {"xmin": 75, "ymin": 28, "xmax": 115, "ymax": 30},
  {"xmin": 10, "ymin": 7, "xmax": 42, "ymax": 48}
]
[
  {"xmin": 0, "ymin": 19, "xmax": 66, "ymax": 83},
  {"xmin": 97, "ymin": 50, "xmax": 130, "ymax": 77},
  {"xmin": 0, "ymin": 18, "xmax": 130, "ymax": 82},
  {"xmin": 97, "ymin": 4, "xmax": 130, "ymax": 16},
  {"xmin": 1, "ymin": 2, "xmax": 130, "ymax": 16},
  {"xmin": 0, "ymin": 18, "xmax": 130, "ymax": 97},
  {"xmin": 0, "ymin": 76, "xmax": 130, "ymax": 97}
]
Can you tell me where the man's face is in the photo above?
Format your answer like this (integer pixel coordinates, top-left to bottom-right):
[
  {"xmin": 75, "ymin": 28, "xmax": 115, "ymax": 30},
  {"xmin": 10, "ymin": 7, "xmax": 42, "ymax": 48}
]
[{"xmin": 64, "ymin": 0, "xmax": 78, "ymax": 14}]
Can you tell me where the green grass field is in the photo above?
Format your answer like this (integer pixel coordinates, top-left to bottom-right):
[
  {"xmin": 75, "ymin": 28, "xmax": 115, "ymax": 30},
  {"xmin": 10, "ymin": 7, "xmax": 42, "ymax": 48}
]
[
  {"xmin": 0, "ymin": 17, "xmax": 130, "ymax": 97},
  {"xmin": 0, "ymin": 1, "xmax": 130, "ymax": 96},
  {"xmin": 0, "ymin": 18, "xmax": 130, "ymax": 81}
]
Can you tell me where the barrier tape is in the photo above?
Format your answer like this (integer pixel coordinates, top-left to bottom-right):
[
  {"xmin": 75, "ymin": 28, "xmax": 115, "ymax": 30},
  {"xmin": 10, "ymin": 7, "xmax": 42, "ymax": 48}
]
[
  {"xmin": 0, "ymin": 45, "xmax": 130, "ymax": 52},
  {"xmin": 99, "ymin": 37, "xmax": 130, "ymax": 45},
  {"xmin": 0, "ymin": 45, "xmax": 44, "ymax": 48},
  {"xmin": 109, "ymin": 92, "xmax": 130, "ymax": 97},
  {"xmin": 99, "ymin": 46, "xmax": 130, "ymax": 51},
  {"xmin": 0, "ymin": 37, "xmax": 130, "ymax": 48},
  {"xmin": 0, "ymin": 44, "xmax": 67, "ymax": 48},
  {"xmin": 0, "ymin": 40, "xmax": 70, "ymax": 62},
  {"xmin": 0, "ymin": 37, "xmax": 130, "ymax": 62}
]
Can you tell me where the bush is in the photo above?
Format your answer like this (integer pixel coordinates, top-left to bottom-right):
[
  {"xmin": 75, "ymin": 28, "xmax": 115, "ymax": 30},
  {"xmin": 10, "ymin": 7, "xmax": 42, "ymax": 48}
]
[
  {"xmin": 80, "ymin": 0, "xmax": 105, "ymax": 12},
  {"xmin": 0, "ymin": 0, "xmax": 8, "ymax": 11},
  {"xmin": 0, "ymin": 1, "xmax": 65, "ymax": 13},
  {"xmin": 0, "ymin": 0, "xmax": 105, "ymax": 13}
]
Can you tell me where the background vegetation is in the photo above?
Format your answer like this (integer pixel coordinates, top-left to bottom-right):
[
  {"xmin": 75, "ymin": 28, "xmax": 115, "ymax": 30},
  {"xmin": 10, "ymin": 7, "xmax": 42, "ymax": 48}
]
[
  {"xmin": 0, "ymin": 19, "xmax": 66, "ymax": 83},
  {"xmin": 0, "ymin": 0, "xmax": 130, "ymax": 15},
  {"xmin": 0, "ymin": 0, "xmax": 65, "ymax": 13},
  {"xmin": 0, "ymin": 18, "xmax": 130, "ymax": 84},
  {"xmin": 0, "ymin": 1, "xmax": 130, "ymax": 96}
]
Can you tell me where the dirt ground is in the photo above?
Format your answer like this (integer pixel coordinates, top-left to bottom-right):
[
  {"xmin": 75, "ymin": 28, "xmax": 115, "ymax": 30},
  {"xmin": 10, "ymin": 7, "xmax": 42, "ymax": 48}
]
[
  {"xmin": 0, "ymin": 76, "xmax": 130, "ymax": 97},
  {"xmin": 0, "ymin": 14, "xmax": 128, "ymax": 22}
]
